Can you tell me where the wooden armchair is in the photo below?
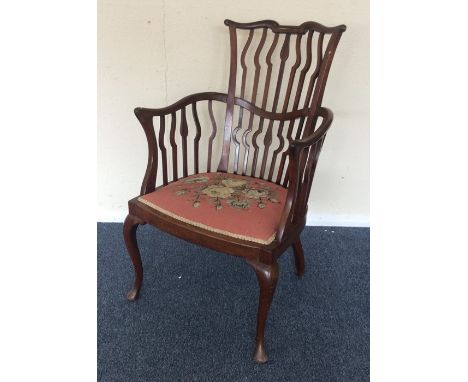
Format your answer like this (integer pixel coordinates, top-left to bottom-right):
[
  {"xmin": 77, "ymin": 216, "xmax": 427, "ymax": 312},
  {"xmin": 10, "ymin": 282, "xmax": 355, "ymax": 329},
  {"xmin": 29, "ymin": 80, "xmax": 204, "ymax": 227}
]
[{"xmin": 123, "ymin": 19, "xmax": 346, "ymax": 363}]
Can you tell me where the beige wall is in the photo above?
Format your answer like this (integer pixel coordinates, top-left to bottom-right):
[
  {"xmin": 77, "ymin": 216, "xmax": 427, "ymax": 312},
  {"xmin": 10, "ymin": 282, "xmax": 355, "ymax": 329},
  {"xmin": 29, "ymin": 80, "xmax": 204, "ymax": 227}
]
[{"xmin": 98, "ymin": 0, "xmax": 369, "ymax": 225}]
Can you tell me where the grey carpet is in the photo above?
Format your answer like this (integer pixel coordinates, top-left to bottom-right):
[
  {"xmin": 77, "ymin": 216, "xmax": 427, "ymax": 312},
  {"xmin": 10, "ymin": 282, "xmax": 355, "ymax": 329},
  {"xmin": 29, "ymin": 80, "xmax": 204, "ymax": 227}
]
[{"xmin": 98, "ymin": 223, "xmax": 369, "ymax": 381}]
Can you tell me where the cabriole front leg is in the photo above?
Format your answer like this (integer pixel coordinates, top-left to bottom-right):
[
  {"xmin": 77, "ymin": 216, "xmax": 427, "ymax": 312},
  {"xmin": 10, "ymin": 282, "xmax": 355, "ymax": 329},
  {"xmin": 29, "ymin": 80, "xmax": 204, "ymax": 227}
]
[
  {"xmin": 246, "ymin": 258, "xmax": 279, "ymax": 363},
  {"xmin": 123, "ymin": 214, "xmax": 146, "ymax": 301}
]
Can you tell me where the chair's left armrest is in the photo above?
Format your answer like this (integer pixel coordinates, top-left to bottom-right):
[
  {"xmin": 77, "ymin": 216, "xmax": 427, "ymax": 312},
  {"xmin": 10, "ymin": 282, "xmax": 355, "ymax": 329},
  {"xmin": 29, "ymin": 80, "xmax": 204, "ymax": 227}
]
[
  {"xmin": 134, "ymin": 92, "xmax": 228, "ymax": 196},
  {"xmin": 134, "ymin": 92, "xmax": 227, "ymax": 119}
]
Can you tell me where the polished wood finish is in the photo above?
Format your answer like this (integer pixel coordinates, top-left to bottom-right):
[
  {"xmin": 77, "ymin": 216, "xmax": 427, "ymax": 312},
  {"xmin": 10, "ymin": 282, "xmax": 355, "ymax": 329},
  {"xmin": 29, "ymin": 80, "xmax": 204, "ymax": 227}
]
[
  {"xmin": 123, "ymin": 214, "xmax": 146, "ymax": 301},
  {"xmin": 124, "ymin": 19, "xmax": 346, "ymax": 363},
  {"xmin": 292, "ymin": 239, "xmax": 305, "ymax": 276},
  {"xmin": 246, "ymin": 258, "xmax": 279, "ymax": 363}
]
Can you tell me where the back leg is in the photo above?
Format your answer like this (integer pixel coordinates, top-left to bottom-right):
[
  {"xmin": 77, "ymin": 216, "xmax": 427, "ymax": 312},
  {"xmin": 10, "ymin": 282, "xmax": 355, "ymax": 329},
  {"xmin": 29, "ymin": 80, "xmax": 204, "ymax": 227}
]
[
  {"xmin": 123, "ymin": 214, "xmax": 146, "ymax": 301},
  {"xmin": 292, "ymin": 238, "xmax": 305, "ymax": 276}
]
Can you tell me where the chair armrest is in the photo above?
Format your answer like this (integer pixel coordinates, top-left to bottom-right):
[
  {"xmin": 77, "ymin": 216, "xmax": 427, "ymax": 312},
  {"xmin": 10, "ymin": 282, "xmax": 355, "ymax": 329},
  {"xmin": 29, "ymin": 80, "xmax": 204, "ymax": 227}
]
[
  {"xmin": 134, "ymin": 92, "xmax": 228, "ymax": 195},
  {"xmin": 276, "ymin": 107, "xmax": 333, "ymax": 242},
  {"xmin": 134, "ymin": 92, "xmax": 228, "ymax": 118},
  {"xmin": 289, "ymin": 107, "xmax": 333, "ymax": 150}
]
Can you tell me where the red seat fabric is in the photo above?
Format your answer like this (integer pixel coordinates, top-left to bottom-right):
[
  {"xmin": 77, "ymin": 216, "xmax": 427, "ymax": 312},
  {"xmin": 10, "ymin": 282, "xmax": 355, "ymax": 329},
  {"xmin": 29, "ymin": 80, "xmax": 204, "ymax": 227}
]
[{"xmin": 138, "ymin": 172, "xmax": 287, "ymax": 245}]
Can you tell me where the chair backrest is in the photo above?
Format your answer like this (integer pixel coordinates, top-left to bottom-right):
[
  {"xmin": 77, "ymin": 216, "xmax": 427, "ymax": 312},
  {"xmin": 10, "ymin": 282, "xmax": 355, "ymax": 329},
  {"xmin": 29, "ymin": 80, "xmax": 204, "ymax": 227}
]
[
  {"xmin": 218, "ymin": 20, "xmax": 346, "ymax": 185},
  {"xmin": 135, "ymin": 20, "xmax": 345, "ymax": 200}
]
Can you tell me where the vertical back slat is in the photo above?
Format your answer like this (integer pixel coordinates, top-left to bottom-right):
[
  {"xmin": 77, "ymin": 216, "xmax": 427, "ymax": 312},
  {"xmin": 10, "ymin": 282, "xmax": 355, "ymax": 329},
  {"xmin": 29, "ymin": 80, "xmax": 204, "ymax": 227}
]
[
  {"xmin": 261, "ymin": 33, "xmax": 279, "ymax": 110},
  {"xmin": 304, "ymin": 32, "xmax": 324, "ymax": 112},
  {"xmin": 276, "ymin": 30, "xmax": 314, "ymax": 184},
  {"xmin": 242, "ymin": 28, "xmax": 267, "ymax": 175},
  {"xmin": 300, "ymin": 32, "xmax": 325, "ymax": 137},
  {"xmin": 260, "ymin": 34, "xmax": 291, "ymax": 179},
  {"xmin": 303, "ymin": 32, "xmax": 342, "ymax": 136},
  {"xmin": 283, "ymin": 34, "xmax": 304, "ymax": 112},
  {"xmin": 192, "ymin": 102, "xmax": 201, "ymax": 174},
  {"xmin": 271, "ymin": 34, "xmax": 291, "ymax": 111},
  {"xmin": 169, "ymin": 111, "xmax": 178, "ymax": 181},
  {"xmin": 207, "ymin": 100, "xmax": 217, "ymax": 172},
  {"xmin": 180, "ymin": 106, "xmax": 188, "ymax": 177},
  {"xmin": 251, "ymin": 33, "xmax": 279, "ymax": 176},
  {"xmin": 276, "ymin": 119, "xmax": 296, "ymax": 184},
  {"xmin": 291, "ymin": 32, "xmax": 324, "ymax": 144},
  {"xmin": 292, "ymin": 31, "xmax": 313, "ymax": 110},
  {"xmin": 240, "ymin": 30, "xmax": 254, "ymax": 98},
  {"xmin": 232, "ymin": 107, "xmax": 243, "ymax": 173},
  {"xmin": 269, "ymin": 34, "xmax": 303, "ymax": 181},
  {"xmin": 158, "ymin": 116, "xmax": 168, "ymax": 185},
  {"xmin": 233, "ymin": 29, "xmax": 254, "ymax": 173}
]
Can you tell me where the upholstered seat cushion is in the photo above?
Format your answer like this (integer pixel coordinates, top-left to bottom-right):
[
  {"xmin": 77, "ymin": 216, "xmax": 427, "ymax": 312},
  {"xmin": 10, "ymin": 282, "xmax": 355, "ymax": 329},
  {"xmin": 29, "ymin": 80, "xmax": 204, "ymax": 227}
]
[{"xmin": 138, "ymin": 172, "xmax": 287, "ymax": 245}]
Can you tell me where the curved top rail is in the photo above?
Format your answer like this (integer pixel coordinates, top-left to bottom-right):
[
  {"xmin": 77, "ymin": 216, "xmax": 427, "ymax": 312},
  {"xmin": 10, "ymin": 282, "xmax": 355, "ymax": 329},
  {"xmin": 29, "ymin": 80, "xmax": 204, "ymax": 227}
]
[{"xmin": 224, "ymin": 19, "xmax": 346, "ymax": 34}]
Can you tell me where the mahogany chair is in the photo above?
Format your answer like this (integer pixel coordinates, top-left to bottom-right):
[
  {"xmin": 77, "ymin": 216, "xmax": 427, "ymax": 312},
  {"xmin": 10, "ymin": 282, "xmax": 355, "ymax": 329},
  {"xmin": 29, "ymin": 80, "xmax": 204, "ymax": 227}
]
[{"xmin": 123, "ymin": 19, "xmax": 346, "ymax": 363}]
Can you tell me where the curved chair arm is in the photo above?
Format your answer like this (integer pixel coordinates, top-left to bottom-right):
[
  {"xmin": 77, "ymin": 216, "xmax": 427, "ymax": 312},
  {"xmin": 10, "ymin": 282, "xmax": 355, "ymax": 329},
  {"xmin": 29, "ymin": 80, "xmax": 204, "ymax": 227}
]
[
  {"xmin": 134, "ymin": 92, "xmax": 228, "ymax": 119},
  {"xmin": 134, "ymin": 92, "xmax": 228, "ymax": 195},
  {"xmin": 276, "ymin": 107, "xmax": 334, "ymax": 243},
  {"xmin": 134, "ymin": 92, "xmax": 304, "ymax": 121}
]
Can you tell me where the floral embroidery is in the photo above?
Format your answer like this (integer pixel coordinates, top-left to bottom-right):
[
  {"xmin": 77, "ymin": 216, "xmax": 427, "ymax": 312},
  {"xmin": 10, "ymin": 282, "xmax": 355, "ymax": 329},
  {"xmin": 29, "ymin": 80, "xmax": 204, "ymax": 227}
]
[
  {"xmin": 222, "ymin": 178, "xmax": 247, "ymax": 188},
  {"xmin": 202, "ymin": 185, "xmax": 234, "ymax": 199},
  {"xmin": 184, "ymin": 176, "xmax": 209, "ymax": 183},
  {"xmin": 228, "ymin": 199, "xmax": 249, "ymax": 209},
  {"xmin": 173, "ymin": 174, "xmax": 282, "ymax": 211},
  {"xmin": 243, "ymin": 189, "xmax": 268, "ymax": 199}
]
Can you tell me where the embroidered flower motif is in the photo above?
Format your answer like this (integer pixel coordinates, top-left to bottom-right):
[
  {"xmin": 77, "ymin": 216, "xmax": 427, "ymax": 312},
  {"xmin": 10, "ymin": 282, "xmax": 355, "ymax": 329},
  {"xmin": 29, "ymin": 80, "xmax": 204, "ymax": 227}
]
[
  {"xmin": 243, "ymin": 188, "xmax": 269, "ymax": 199},
  {"xmin": 172, "ymin": 174, "xmax": 282, "ymax": 211},
  {"xmin": 184, "ymin": 176, "xmax": 209, "ymax": 183},
  {"xmin": 222, "ymin": 178, "xmax": 247, "ymax": 188},
  {"xmin": 228, "ymin": 199, "xmax": 250, "ymax": 209},
  {"xmin": 202, "ymin": 185, "xmax": 234, "ymax": 199}
]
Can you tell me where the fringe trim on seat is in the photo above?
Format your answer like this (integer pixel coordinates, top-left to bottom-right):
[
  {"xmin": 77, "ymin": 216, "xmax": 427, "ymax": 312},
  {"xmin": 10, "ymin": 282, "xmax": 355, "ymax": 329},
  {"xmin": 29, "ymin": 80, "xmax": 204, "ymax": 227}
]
[{"xmin": 137, "ymin": 197, "xmax": 276, "ymax": 245}]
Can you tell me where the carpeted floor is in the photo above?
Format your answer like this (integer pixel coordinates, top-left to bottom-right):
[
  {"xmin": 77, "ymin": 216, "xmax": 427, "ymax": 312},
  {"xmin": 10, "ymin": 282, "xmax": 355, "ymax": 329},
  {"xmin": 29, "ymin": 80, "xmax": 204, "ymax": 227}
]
[{"xmin": 97, "ymin": 223, "xmax": 369, "ymax": 382}]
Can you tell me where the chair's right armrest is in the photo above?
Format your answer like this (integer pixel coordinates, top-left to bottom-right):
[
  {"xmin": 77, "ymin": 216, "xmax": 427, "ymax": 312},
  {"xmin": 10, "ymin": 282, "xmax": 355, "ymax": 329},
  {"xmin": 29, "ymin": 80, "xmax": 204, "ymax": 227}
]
[{"xmin": 276, "ymin": 107, "xmax": 333, "ymax": 242}]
